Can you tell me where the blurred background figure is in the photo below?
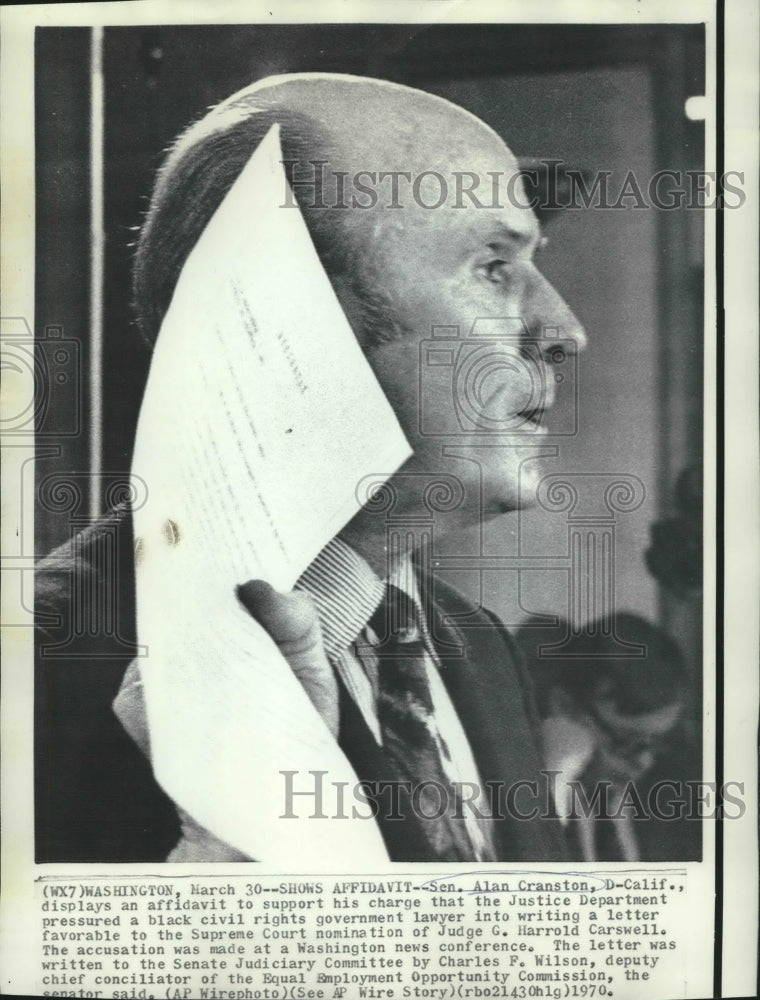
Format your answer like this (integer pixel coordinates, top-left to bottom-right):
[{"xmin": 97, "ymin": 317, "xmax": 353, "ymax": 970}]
[
  {"xmin": 646, "ymin": 462, "xmax": 703, "ymax": 599},
  {"xmin": 516, "ymin": 613, "xmax": 698, "ymax": 861}
]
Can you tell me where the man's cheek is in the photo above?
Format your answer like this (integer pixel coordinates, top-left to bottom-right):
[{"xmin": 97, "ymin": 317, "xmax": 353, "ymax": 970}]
[{"xmin": 367, "ymin": 344, "xmax": 423, "ymax": 415}]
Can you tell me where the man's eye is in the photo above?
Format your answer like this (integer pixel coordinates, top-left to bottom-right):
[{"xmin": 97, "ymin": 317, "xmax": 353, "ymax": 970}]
[{"xmin": 479, "ymin": 259, "xmax": 510, "ymax": 283}]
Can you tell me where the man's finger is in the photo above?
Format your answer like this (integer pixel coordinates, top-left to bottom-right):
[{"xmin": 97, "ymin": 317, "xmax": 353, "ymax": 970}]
[
  {"xmin": 236, "ymin": 579, "xmax": 338, "ymax": 736},
  {"xmin": 237, "ymin": 580, "xmax": 319, "ymax": 654}
]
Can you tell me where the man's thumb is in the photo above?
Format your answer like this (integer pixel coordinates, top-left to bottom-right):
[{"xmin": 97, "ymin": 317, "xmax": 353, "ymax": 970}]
[{"xmin": 236, "ymin": 580, "xmax": 338, "ymax": 736}]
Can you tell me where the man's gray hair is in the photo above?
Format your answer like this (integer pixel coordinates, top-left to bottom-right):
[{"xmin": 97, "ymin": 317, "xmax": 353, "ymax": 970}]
[{"xmin": 134, "ymin": 96, "xmax": 353, "ymax": 345}]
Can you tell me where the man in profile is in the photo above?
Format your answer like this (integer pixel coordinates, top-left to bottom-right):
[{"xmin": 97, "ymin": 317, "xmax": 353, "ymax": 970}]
[
  {"xmin": 520, "ymin": 614, "xmax": 692, "ymax": 862},
  {"xmin": 36, "ymin": 73, "xmax": 587, "ymax": 862}
]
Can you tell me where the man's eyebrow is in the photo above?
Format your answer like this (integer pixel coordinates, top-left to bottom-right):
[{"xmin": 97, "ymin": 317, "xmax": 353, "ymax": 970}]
[{"xmin": 484, "ymin": 224, "xmax": 546, "ymax": 253}]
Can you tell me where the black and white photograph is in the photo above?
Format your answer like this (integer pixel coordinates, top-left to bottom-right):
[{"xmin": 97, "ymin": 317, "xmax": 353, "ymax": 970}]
[
  {"xmin": 32, "ymin": 16, "xmax": 706, "ymax": 866},
  {"xmin": 1, "ymin": 2, "xmax": 757, "ymax": 998}
]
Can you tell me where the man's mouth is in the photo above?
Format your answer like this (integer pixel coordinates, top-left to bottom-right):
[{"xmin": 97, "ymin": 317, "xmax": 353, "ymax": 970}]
[
  {"xmin": 481, "ymin": 381, "xmax": 553, "ymax": 432},
  {"xmin": 514, "ymin": 405, "xmax": 548, "ymax": 430}
]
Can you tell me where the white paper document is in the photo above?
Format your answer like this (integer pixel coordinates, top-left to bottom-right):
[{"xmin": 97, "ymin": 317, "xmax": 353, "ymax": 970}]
[{"xmin": 130, "ymin": 124, "xmax": 411, "ymax": 864}]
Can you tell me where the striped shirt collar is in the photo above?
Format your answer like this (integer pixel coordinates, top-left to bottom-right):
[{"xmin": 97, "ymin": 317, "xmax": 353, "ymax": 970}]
[
  {"xmin": 295, "ymin": 536, "xmax": 431, "ymax": 659},
  {"xmin": 295, "ymin": 537, "xmax": 386, "ymax": 658}
]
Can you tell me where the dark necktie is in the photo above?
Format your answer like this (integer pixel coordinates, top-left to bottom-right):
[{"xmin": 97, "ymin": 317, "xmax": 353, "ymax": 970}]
[{"xmin": 368, "ymin": 584, "xmax": 480, "ymax": 861}]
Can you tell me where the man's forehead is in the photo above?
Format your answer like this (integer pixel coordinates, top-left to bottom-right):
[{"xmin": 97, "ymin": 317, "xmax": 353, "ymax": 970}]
[{"xmin": 394, "ymin": 189, "xmax": 544, "ymax": 250}]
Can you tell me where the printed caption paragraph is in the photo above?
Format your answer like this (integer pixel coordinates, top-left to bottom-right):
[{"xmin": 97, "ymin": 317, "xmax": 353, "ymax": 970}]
[{"xmin": 36, "ymin": 872, "xmax": 692, "ymax": 1000}]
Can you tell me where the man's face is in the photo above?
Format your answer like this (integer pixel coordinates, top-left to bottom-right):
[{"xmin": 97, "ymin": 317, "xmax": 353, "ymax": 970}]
[
  {"xmin": 590, "ymin": 698, "xmax": 682, "ymax": 783},
  {"xmin": 340, "ymin": 140, "xmax": 587, "ymax": 541}
]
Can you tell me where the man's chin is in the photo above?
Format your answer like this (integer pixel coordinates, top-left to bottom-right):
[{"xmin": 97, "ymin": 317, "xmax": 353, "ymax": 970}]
[
  {"xmin": 484, "ymin": 481, "xmax": 540, "ymax": 517},
  {"xmin": 483, "ymin": 494, "xmax": 524, "ymax": 519}
]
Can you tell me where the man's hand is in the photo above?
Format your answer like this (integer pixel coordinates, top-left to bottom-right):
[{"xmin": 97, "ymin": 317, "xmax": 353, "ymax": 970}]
[{"xmin": 236, "ymin": 580, "xmax": 339, "ymax": 737}]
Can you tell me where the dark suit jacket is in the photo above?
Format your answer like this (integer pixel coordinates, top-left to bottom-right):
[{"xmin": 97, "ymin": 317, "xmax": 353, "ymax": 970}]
[{"xmin": 35, "ymin": 505, "xmax": 566, "ymax": 863}]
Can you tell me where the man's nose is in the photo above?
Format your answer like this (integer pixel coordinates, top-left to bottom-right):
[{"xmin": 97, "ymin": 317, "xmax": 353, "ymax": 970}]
[{"xmin": 524, "ymin": 267, "xmax": 588, "ymax": 354}]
